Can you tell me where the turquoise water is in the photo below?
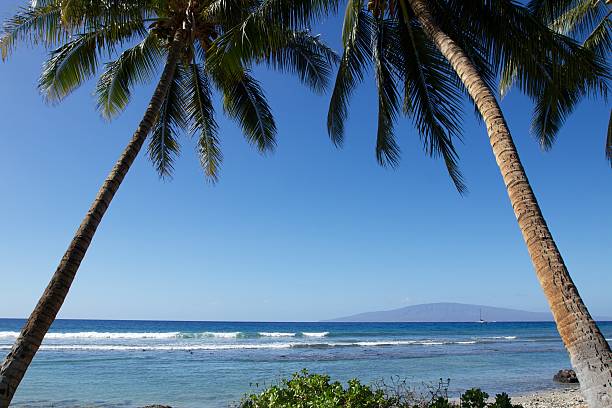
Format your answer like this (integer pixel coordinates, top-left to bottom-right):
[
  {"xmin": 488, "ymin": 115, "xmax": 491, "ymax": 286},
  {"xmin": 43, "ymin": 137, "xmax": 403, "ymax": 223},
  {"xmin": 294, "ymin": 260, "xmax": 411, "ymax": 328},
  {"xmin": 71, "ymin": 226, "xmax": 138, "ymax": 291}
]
[{"xmin": 1, "ymin": 319, "xmax": 610, "ymax": 407}]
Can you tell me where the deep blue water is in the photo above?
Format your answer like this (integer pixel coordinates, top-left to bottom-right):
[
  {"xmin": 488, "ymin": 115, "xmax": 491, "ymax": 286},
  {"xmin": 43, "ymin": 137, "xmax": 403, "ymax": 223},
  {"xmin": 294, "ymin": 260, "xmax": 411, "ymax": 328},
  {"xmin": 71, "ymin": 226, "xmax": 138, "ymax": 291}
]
[{"xmin": 1, "ymin": 319, "xmax": 610, "ymax": 407}]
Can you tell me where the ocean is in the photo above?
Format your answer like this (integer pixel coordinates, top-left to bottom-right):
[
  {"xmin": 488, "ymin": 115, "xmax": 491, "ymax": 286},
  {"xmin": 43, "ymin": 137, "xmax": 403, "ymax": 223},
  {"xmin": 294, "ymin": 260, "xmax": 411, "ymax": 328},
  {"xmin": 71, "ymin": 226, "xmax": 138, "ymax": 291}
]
[{"xmin": 1, "ymin": 319, "xmax": 610, "ymax": 407}]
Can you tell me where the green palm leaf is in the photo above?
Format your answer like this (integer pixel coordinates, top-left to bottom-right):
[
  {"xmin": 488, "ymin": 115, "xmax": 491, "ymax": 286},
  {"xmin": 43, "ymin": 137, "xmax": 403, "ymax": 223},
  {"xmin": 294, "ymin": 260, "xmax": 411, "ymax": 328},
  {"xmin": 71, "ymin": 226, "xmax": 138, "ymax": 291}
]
[
  {"xmin": 59, "ymin": 0, "xmax": 155, "ymax": 30},
  {"xmin": 530, "ymin": 48, "xmax": 609, "ymax": 149},
  {"xmin": 372, "ymin": 16, "xmax": 401, "ymax": 167},
  {"xmin": 0, "ymin": 4, "xmax": 64, "ymax": 61},
  {"xmin": 149, "ymin": 63, "xmax": 187, "ymax": 179},
  {"xmin": 546, "ymin": 0, "xmax": 607, "ymax": 39},
  {"xmin": 327, "ymin": 0, "xmax": 373, "ymax": 146},
  {"xmin": 96, "ymin": 34, "xmax": 165, "ymax": 119},
  {"xmin": 397, "ymin": 16, "xmax": 465, "ymax": 193},
  {"xmin": 208, "ymin": 22, "xmax": 338, "ymax": 94},
  {"xmin": 218, "ymin": 70, "xmax": 277, "ymax": 152},
  {"xmin": 526, "ymin": 0, "xmax": 610, "ymax": 164},
  {"xmin": 201, "ymin": 0, "xmax": 259, "ymax": 26},
  {"xmin": 253, "ymin": 0, "xmax": 341, "ymax": 30},
  {"xmin": 185, "ymin": 63, "xmax": 222, "ymax": 181},
  {"xmin": 39, "ymin": 20, "xmax": 146, "ymax": 102},
  {"xmin": 583, "ymin": 15, "xmax": 611, "ymax": 55}
]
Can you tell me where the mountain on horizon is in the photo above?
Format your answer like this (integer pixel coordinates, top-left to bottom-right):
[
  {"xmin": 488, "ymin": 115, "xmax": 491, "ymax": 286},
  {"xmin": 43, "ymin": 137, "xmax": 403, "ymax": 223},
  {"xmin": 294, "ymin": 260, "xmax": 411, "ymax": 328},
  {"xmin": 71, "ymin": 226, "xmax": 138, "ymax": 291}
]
[{"xmin": 325, "ymin": 302, "xmax": 555, "ymax": 322}]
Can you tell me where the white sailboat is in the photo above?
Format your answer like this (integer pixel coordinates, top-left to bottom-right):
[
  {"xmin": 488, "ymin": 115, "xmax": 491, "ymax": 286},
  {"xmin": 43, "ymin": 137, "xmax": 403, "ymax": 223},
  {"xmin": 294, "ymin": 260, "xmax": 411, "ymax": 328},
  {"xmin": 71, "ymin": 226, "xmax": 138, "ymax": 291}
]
[{"xmin": 479, "ymin": 309, "xmax": 487, "ymax": 324}]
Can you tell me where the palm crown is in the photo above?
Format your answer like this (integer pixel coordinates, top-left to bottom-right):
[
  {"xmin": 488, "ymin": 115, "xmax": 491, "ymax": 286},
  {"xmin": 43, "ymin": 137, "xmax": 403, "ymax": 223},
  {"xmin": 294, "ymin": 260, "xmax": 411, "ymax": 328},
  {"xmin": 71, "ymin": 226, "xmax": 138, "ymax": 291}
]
[
  {"xmin": 0, "ymin": 0, "xmax": 337, "ymax": 180},
  {"xmin": 327, "ymin": 0, "xmax": 609, "ymax": 192}
]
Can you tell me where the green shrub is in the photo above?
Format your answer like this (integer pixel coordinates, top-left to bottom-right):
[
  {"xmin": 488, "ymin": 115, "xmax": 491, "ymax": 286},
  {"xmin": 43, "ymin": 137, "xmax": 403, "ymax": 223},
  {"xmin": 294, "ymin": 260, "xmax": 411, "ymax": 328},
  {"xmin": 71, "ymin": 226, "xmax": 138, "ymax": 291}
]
[
  {"xmin": 429, "ymin": 396, "xmax": 454, "ymax": 408},
  {"xmin": 239, "ymin": 371, "xmax": 523, "ymax": 408},
  {"xmin": 489, "ymin": 393, "xmax": 522, "ymax": 408},
  {"xmin": 240, "ymin": 370, "xmax": 393, "ymax": 408},
  {"xmin": 460, "ymin": 388, "xmax": 489, "ymax": 408}
]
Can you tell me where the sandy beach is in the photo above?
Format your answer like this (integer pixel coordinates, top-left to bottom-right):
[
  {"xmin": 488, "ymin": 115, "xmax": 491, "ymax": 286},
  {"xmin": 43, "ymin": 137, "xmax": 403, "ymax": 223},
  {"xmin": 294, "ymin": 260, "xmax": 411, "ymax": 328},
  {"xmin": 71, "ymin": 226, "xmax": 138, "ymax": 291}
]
[{"xmin": 512, "ymin": 386, "xmax": 585, "ymax": 408}]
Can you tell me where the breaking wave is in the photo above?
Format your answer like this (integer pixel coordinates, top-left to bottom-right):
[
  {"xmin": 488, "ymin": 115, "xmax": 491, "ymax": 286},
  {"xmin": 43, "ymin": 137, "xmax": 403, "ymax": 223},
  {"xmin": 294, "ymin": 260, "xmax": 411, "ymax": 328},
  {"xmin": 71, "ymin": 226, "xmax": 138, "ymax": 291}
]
[
  {"xmin": 0, "ymin": 331, "xmax": 181, "ymax": 340},
  {"xmin": 258, "ymin": 332, "xmax": 296, "ymax": 337},
  {"xmin": 0, "ymin": 339, "xmax": 499, "ymax": 352},
  {"xmin": 302, "ymin": 332, "xmax": 329, "ymax": 338}
]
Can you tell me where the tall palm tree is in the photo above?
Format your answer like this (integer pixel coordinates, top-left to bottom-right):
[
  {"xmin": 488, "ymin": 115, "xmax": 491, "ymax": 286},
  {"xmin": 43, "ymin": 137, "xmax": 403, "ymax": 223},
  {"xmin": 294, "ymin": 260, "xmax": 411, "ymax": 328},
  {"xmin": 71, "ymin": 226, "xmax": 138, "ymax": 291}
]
[
  {"xmin": 0, "ymin": 0, "xmax": 336, "ymax": 405},
  {"xmin": 316, "ymin": 0, "xmax": 611, "ymax": 405},
  {"xmin": 507, "ymin": 0, "xmax": 612, "ymax": 165}
]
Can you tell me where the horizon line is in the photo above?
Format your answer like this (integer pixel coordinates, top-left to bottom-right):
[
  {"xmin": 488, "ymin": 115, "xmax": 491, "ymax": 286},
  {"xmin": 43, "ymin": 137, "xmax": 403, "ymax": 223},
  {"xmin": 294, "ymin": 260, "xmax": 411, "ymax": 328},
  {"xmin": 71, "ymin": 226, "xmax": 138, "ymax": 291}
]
[{"xmin": 2, "ymin": 317, "xmax": 610, "ymax": 324}]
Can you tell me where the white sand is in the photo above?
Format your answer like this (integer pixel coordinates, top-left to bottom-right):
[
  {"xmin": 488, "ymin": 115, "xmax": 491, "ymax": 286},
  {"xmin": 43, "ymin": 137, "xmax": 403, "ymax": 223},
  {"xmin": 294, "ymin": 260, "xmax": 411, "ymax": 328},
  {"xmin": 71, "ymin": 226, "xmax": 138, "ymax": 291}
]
[{"xmin": 512, "ymin": 387, "xmax": 585, "ymax": 408}]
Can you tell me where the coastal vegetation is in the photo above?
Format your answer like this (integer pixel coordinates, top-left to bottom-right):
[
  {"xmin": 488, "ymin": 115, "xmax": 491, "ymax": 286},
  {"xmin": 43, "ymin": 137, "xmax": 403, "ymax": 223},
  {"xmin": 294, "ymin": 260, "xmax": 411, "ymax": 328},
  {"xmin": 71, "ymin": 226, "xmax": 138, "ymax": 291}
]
[
  {"xmin": 240, "ymin": 371, "xmax": 524, "ymax": 408},
  {"xmin": 0, "ymin": 0, "xmax": 610, "ymax": 407}
]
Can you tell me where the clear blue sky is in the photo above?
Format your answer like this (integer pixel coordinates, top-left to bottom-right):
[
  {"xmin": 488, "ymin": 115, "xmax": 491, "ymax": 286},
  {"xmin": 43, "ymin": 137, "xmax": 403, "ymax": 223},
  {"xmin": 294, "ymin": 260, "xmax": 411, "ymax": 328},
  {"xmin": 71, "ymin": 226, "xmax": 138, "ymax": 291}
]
[{"xmin": 0, "ymin": 1, "xmax": 610, "ymax": 321}]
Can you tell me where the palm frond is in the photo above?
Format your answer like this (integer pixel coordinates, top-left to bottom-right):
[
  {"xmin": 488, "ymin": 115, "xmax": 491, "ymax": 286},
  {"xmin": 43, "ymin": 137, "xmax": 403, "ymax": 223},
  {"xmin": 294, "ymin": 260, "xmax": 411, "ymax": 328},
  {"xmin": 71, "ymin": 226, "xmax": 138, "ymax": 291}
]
[
  {"xmin": 149, "ymin": 63, "xmax": 187, "ymax": 178},
  {"xmin": 219, "ymin": 70, "xmax": 276, "ymax": 152},
  {"xmin": 59, "ymin": 0, "xmax": 155, "ymax": 31},
  {"xmin": 396, "ymin": 14, "xmax": 466, "ymax": 193},
  {"xmin": 583, "ymin": 12, "xmax": 611, "ymax": 55},
  {"xmin": 499, "ymin": 63, "xmax": 518, "ymax": 98},
  {"xmin": 275, "ymin": 32, "xmax": 338, "ymax": 93},
  {"xmin": 372, "ymin": 16, "xmax": 401, "ymax": 167},
  {"xmin": 530, "ymin": 48, "xmax": 609, "ymax": 149},
  {"xmin": 528, "ymin": 0, "xmax": 577, "ymax": 22},
  {"xmin": 548, "ymin": 0, "xmax": 607, "ymax": 39},
  {"xmin": 185, "ymin": 63, "xmax": 222, "ymax": 181},
  {"xmin": 327, "ymin": 0, "xmax": 374, "ymax": 146},
  {"xmin": 1, "ymin": 4, "xmax": 64, "ymax": 61},
  {"xmin": 253, "ymin": 0, "xmax": 342, "ymax": 30},
  {"xmin": 209, "ymin": 24, "xmax": 338, "ymax": 94},
  {"xmin": 201, "ymin": 0, "xmax": 259, "ymax": 26},
  {"xmin": 527, "ymin": 0, "xmax": 610, "ymax": 163},
  {"xmin": 39, "ymin": 20, "xmax": 146, "ymax": 102},
  {"xmin": 96, "ymin": 34, "xmax": 165, "ymax": 119}
]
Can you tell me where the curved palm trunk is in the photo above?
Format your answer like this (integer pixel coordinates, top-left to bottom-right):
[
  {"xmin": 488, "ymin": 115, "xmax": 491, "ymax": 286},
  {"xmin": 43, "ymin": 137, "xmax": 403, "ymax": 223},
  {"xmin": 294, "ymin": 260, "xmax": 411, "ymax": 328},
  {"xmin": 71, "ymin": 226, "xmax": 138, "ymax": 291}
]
[
  {"xmin": 404, "ymin": 0, "xmax": 612, "ymax": 406},
  {"xmin": 0, "ymin": 32, "xmax": 184, "ymax": 408}
]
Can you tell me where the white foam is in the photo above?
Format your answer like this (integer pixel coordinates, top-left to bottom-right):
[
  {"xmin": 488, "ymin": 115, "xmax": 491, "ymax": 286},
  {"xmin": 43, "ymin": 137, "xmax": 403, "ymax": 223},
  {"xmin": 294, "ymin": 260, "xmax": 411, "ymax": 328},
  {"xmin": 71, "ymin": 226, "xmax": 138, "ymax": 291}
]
[
  {"xmin": 353, "ymin": 340, "xmax": 418, "ymax": 347},
  {"xmin": 258, "ymin": 332, "xmax": 296, "ymax": 337},
  {"xmin": 50, "ymin": 332, "xmax": 180, "ymax": 339},
  {"xmin": 198, "ymin": 332, "xmax": 241, "ymax": 339},
  {"xmin": 0, "ymin": 331, "xmax": 19, "ymax": 339},
  {"xmin": 302, "ymin": 332, "xmax": 329, "ymax": 338},
  {"xmin": 483, "ymin": 336, "xmax": 517, "ymax": 340},
  {"xmin": 0, "ymin": 338, "xmax": 490, "ymax": 352},
  {"xmin": 37, "ymin": 343, "xmax": 293, "ymax": 351},
  {"xmin": 0, "ymin": 331, "xmax": 181, "ymax": 340}
]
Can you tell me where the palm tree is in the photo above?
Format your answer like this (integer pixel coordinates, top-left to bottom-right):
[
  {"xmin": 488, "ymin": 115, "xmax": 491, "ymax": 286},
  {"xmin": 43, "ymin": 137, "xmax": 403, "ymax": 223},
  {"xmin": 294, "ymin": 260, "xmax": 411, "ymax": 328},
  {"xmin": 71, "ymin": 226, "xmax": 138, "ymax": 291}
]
[
  {"xmin": 0, "ymin": 0, "xmax": 336, "ymax": 405},
  {"xmin": 510, "ymin": 0, "xmax": 611, "ymax": 165},
  {"xmin": 320, "ymin": 0, "xmax": 611, "ymax": 405}
]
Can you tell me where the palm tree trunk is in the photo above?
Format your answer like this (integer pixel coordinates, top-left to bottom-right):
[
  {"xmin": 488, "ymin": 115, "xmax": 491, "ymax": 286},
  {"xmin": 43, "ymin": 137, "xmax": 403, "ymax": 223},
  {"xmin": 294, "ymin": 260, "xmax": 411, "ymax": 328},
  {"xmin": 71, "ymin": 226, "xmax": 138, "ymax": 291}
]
[
  {"xmin": 0, "ymin": 31, "xmax": 184, "ymax": 408},
  {"xmin": 403, "ymin": 0, "xmax": 612, "ymax": 406}
]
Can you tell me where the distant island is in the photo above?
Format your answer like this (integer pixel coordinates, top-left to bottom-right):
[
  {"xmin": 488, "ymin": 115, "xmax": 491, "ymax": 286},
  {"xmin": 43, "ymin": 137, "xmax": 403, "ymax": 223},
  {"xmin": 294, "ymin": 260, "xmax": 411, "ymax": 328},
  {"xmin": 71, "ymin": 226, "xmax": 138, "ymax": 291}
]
[{"xmin": 326, "ymin": 302, "xmax": 557, "ymax": 322}]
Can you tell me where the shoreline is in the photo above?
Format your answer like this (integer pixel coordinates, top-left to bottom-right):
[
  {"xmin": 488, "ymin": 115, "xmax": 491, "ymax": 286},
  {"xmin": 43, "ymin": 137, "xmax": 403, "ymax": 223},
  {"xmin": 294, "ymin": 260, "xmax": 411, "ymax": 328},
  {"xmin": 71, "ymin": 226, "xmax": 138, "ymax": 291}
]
[
  {"xmin": 11, "ymin": 385, "xmax": 586, "ymax": 407},
  {"xmin": 511, "ymin": 386, "xmax": 585, "ymax": 408}
]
